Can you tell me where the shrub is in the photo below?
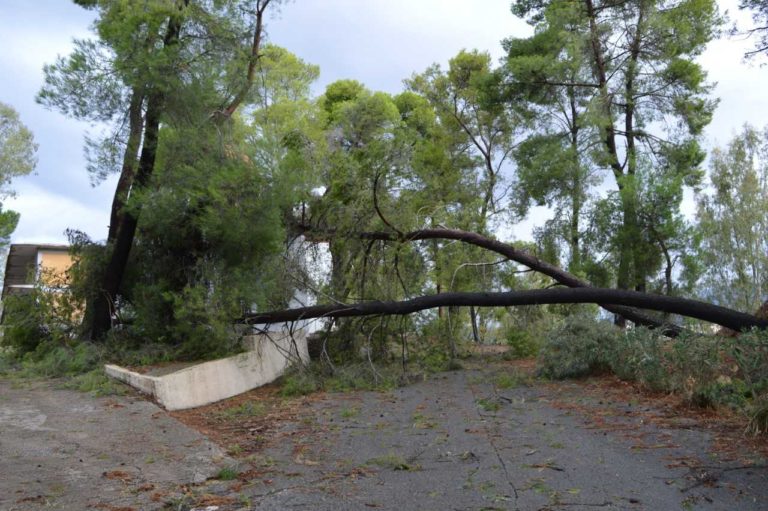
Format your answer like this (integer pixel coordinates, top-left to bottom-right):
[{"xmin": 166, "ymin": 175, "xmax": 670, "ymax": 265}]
[
  {"xmin": 279, "ymin": 370, "xmax": 319, "ymax": 397},
  {"xmin": 65, "ymin": 369, "xmax": 128, "ymax": 396},
  {"xmin": 747, "ymin": 393, "xmax": 768, "ymax": 436},
  {"xmin": 504, "ymin": 327, "xmax": 539, "ymax": 358},
  {"xmin": 665, "ymin": 332, "xmax": 723, "ymax": 405},
  {"xmin": 537, "ymin": 314, "xmax": 618, "ymax": 379},
  {"xmin": 730, "ymin": 328, "xmax": 768, "ymax": 395},
  {"xmin": 20, "ymin": 341, "xmax": 103, "ymax": 378},
  {"xmin": 606, "ymin": 327, "xmax": 668, "ymax": 391}
]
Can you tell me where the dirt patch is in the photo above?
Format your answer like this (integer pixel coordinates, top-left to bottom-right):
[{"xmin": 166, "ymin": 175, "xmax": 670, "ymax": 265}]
[
  {"xmin": 545, "ymin": 374, "xmax": 768, "ymax": 463},
  {"xmin": 171, "ymin": 382, "xmax": 321, "ymax": 456}
]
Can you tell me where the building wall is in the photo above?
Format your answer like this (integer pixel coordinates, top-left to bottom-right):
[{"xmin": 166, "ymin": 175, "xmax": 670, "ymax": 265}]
[{"xmin": 37, "ymin": 250, "xmax": 73, "ymax": 287}]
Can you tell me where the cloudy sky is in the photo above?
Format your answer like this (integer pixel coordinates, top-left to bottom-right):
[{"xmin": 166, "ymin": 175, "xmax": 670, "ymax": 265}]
[{"xmin": 0, "ymin": 0, "xmax": 765, "ymax": 245}]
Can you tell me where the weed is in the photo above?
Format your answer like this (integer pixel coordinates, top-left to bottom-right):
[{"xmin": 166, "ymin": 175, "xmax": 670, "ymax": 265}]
[
  {"xmin": 65, "ymin": 369, "xmax": 128, "ymax": 396},
  {"xmin": 366, "ymin": 453, "xmax": 418, "ymax": 471},
  {"xmin": 746, "ymin": 394, "xmax": 768, "ymax": 435},
  {"xmin": 412, "ymin": 412, "xmax": 436, "ymax": 429},
  {"xmin": 279, "ymin": 371, "xmax": 319, "ymax": 397},
  {"xmin": 227, "ymin": 444, "xmax": 244, "ymax": 456},
  {"xmin": 20, "ymin": 342, "xmax": 103, "ymax": 378},
  {"xmin": 340, "ymin": 407, "xmax": 360, "ymax": 419},
  {"xmin": 505, "ymin": 328, "xmax": 539, "ymax": 358},
  {"xmin": 215, "ymin": 466, "xmax": 239, "ymax": 480},
  {"xmin": 216, "ymin": 401, "xmax": 266, "ymax": 420},
  {"xmin": 477, "ymin": 398, "xmax": 501, "ymax": 412},
  {"xmin": 493, "ymin": 370, "xmax": 529, "ymax": 389}
]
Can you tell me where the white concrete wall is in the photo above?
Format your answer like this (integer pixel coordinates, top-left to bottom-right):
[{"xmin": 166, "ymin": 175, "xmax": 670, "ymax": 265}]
[{"xmin": 105, "ymin": 330, "xmax": 308, "ymax": 411}]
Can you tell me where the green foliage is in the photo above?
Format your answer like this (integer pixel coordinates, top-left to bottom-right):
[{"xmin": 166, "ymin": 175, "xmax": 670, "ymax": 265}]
[
  {"xmin": 216, "ymin": 401, "xmax": 266, "ymax": 420},
  {"xmin": 278, "ymin": 360, "xmax": 401, "ymax": 397},
  {"xmin": 20, "ymin": 341, "xmax": 103, "ymax": 378},
  {"xmin": 65, "ymin": 369, "xmax": 128, "ymax": 396},
  {"xmin": 694, "ymin": 125, "xmax": 768, "ymax": 313},
  {"xmin": 0, "ymin": 102, "xmax": 36, "ymax": 248},
  {"xmin": 366, "ymin": 453, "xmax": 416, "ymax": 471},
  {"xmin": 494, "ymin": 369, "xmax": 531, "ymax": 389},
  {"xmin": 537, "ymin": 315, "xmax": 768, "ymax": 430},
  {"xmin": 1, "ymin": 264, "xmax": 85, "ymax": 358},
  {"xmin": 747, "ymin": 394, "xmax": 768, "ymax": 436},
  {"xmin": 215, "ymin": 467, "xmax": 240, "ymax": 481},
  {"xmin": 505, "ymin": 0, "xmax": 721, "ymax": 291},
  {"xmin": 279, "ymin": 370, "xmax": 319, "ymax": 397},
  {"xmin": 504, "ymin": 328, "xmax": 539, "ymax": 358},
  {"xmin": 1, "ymin": 293, "xmax": 51, "ymax": 355},
  {"xmin": 606, "ymin": 327, "xmax": 668, "ymax": 392},
  {"xmin": 476, "ymin": 398, "xmax": 501, "ymax": 412},
  {"xmin": 0, "ymin": 101, "xmax": 37, "ymax": 193},
  {"xmin": 537, "ymin": 314, "xmax": 618, "ymax": 379}
]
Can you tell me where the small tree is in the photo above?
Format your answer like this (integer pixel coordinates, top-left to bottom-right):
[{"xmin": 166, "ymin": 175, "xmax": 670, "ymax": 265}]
[{"xmin": 0, "ymin": 102, "xmax": 37, "ymax": 246}]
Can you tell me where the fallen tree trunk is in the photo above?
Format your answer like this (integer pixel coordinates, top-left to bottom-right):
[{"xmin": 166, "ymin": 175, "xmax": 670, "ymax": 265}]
[
  {"xmin": 243, "ymin": 288, "xmax": 768, "ymax": 333},
  {"xmin": 294, "ymin": 224, "xmax": 684, "ymax": 335}
]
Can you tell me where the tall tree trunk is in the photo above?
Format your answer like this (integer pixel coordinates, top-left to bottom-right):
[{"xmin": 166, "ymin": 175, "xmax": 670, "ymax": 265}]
[
  {"xmin": 90, "ymin": 88, "xmax": 166, "ymax": 339},
  {"xmin": 107, "ymin": 88, "xmax": 144, "ymax": 244},
  {"xmin": 567, "ymin": 84, "xmax": 581, "ymax": 273},
  {"xmin": 470, "ymin": 305, "xmax": 480, "ymax": 343},
  {"xmin": 625, "ymin": 3, "xmax": 645, "ymax": 292},
  {"xmin": 89, "ymin": 11, "xmax": 184, "ymax": 340}
]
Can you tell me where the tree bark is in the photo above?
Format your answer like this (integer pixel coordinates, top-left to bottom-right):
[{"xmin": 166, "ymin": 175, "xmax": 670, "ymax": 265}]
[
  {"xmin": 470, "ymin": 305, "xmax": 480, "ymax": 343},
  {"xmin": 107, "ymin": 87, "xmax": 144, "ymax": 243},
  {"xmin": 90, "ymin": 88, "xmax": 166, "ymax": 339},
  {"xmin": 242, "ymin": 287, "xmax": 768, "ymax": 333}
]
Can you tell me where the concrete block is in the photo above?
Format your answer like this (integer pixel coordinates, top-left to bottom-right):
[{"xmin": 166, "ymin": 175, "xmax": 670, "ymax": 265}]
[{"xmin": 105, "ymin": 330, "xmax": 308, "ymax": 411}]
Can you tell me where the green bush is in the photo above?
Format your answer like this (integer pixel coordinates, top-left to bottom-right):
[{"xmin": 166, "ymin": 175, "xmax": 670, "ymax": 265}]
[
  {"xmin": 2, "ymin": 292, "xmax": 56, "ymax": 356},
  {"xmin": 537, "ymin": 314, "xmax": 618, "ymax": 379},
  {"xmin": 504, "ymin": 327, "xmax": 539, "ymax": 358},
  {"xmin": 65, "ymin": 369, "xmax": 128, "ymax": 396},
  {"xmin": 606, "ymin": 327, "xmax": 667, "ymax": 391},
  {"xmin": 20, "ymin": 341, "xmax": 103, "ymax": 378},
  {"xmin": 730, "ymin": 328, "xmax": 768, "ymax": 395},
  {"xmin": 747, "ymin": 393, "xmax": 768, "ymax": 435},
  {"xmin": 665, "ymin": 332, "xmax": 722, "ymax": 405},
  {"xmin": 279, "ymin": 360, "xmax": 403, "ymax": 397},
  {"xmin": 279, "ymin": 370, "xmax": 320, "ymax": 397}
]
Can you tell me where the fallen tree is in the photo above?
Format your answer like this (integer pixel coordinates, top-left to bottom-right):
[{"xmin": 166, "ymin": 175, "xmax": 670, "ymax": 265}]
[
  {"xmin": 294, "ymin": 224, "xmax": 686, "ymax": 335},
  {"xmin": 243, "ymin": 287, "xmax": 768, "ymax": 333}
]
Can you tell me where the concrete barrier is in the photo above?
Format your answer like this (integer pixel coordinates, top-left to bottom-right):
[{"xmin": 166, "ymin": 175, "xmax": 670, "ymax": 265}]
[{"xmin": 105, "ymin": 330, "xmax": 308, "ymax": 411}]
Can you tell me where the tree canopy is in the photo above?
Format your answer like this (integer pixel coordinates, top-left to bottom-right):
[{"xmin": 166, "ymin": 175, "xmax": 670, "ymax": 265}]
[{"xmin": 2, "ymin": 0, "xmax": 765, "ymax": 367}]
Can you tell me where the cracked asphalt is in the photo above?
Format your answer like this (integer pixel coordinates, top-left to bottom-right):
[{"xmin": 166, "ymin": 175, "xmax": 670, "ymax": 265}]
[
  {"xmin": 2, "ymin": 365, "xmax": 767, "ymax": 510},
  {"xmin": 0, "ymin": 379, "xmax": 228, "ymax": 511},
  {"xmin": 224, "ymin": 369, "xmax": 768, "ymax": 510}
]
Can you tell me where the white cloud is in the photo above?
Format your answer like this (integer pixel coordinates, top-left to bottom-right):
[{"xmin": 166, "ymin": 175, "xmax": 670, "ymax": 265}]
[
  {"xmin": 4, "ymin": 180, "xmax": 114, "ymax": 245},
  {"xmin": 268, "ymin": 0, "xmax": 531, "ymax": 94}
]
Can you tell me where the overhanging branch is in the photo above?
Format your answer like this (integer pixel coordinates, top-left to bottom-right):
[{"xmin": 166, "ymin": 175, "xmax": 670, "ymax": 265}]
[
  {"xmin": 293, "ymin": 223, "xmax": 686, "ymax": 335},
  {"xmin": 242, "ymin": 288, "xmax": 768, "ymax": 333}
]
